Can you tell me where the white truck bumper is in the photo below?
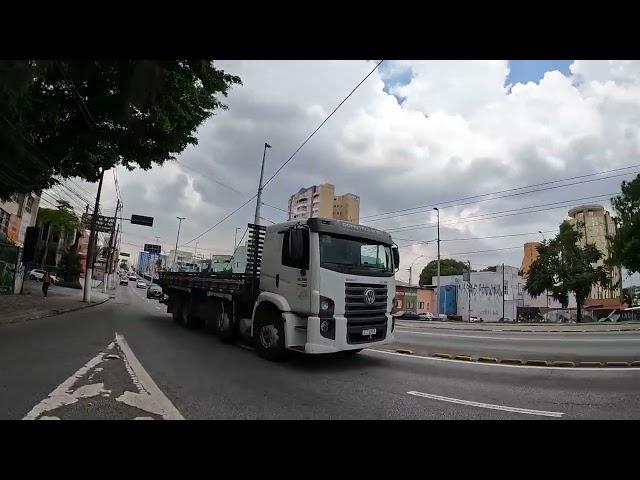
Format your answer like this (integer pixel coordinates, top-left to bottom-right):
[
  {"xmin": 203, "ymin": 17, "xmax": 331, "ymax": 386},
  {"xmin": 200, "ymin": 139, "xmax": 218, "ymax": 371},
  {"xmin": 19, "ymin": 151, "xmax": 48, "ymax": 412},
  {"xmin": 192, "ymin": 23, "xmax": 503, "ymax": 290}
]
[{"xmin": 301, "ymin": 315, "xmax": 394, "ymax": 354}]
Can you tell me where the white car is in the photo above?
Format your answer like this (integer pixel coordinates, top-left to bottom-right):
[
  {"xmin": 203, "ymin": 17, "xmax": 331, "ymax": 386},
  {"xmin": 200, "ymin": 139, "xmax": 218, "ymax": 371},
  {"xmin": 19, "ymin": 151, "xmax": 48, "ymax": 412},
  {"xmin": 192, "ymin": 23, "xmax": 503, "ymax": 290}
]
[
  {"xmin": 418, "ymin": 312, "xmax": 434, "ymax": 320},
  {"xmin": 28, "ymin": 269, "xmax": 58, "ymax": 284},
  {"xmin": 136, "ymin": 280, "xmax": 147, "ymax": 288}
]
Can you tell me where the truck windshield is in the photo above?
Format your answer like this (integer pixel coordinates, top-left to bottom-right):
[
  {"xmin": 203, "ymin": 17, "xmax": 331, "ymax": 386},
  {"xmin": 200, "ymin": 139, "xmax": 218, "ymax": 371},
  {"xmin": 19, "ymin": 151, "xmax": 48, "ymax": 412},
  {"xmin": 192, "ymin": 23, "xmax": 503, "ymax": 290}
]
[{"xmin": 319, "ymin": 233, "xmax": 394, "ymax": 277}]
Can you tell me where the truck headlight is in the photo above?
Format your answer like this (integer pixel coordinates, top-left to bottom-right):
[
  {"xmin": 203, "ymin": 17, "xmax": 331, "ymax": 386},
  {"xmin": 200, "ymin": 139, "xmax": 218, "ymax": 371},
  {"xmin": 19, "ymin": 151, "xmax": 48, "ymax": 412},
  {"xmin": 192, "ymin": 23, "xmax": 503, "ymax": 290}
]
[{"xmin": 319, "ymin": 296, "xmax": 334, "ymax": 318}]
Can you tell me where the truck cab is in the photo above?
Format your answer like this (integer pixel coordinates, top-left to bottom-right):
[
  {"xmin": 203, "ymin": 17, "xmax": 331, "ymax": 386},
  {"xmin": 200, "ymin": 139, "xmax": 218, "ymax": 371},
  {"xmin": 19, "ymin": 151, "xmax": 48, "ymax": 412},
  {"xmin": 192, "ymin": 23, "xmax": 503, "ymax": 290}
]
[{"xmin": 250, "ymin": 218, "xmax": 399, "ymax": 355}]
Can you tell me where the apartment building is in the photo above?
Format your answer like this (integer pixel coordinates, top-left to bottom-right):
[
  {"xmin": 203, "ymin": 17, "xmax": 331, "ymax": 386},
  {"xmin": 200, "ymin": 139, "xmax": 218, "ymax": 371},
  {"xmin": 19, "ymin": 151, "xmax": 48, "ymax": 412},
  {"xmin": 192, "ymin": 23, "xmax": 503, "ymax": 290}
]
[
  {"xmin": 566, "ymin": 204, "xmax": 622, "ymax": 303},
  {"xmin": 0, "ymin": 193, "xmax": 41, "ymax": 247},
  {"xmin": 287, "ymin": 183, "xmax": 360, "ymax": 224}
]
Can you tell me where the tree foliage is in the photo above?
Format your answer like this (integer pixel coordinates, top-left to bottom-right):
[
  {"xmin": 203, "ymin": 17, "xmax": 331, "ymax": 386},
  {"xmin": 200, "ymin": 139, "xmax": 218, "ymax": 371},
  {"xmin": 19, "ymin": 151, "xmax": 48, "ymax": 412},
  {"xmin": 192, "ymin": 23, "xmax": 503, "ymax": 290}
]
[
  {"xmin": 610, "ymin": 174, "xmax": 640, "ymax": 274},
  {"xmin": 525, "ymin": 221, "xmax": 614, "ymax": 322},
  {"xmin": 59, "ymin": 247, "xmax": 82, "ymax": 283},
  {"xmin": 36, "ymin": 200, "xmax": 79, "ymax": 233},
  {"xmin": 0, "ymin": 60, "xmax": 241, "ymax": 200},
  {"xmin": 419, "ymin": 258, "xmax": 467, "ymax": 286}
]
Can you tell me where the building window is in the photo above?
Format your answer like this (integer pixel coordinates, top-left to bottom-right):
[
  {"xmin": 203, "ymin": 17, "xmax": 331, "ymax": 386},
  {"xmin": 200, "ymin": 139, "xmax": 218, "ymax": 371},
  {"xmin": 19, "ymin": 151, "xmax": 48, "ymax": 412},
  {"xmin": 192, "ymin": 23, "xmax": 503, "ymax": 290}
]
[
  {"xmin": 503, "ymin": 281, "xmax": 509, "ymax": 295},
  {"xmin": 25, "ymin": 196, "xmax": 34, "ymax": 213},
  {"xmin": 419, "ymin": 301, "xmax": 424, "ymax": 309}
]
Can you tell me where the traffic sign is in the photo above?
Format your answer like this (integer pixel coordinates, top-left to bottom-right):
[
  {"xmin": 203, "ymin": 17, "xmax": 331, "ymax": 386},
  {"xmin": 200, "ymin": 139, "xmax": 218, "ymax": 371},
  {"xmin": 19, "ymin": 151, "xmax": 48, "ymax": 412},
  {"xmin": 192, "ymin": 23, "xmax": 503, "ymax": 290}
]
[
  {"xmin": 81, "ymin": 213, "xmax": 116, "ymax": 233},
  {"xmin": 131, "ymin": 214, "xmax": 153, "ymax": 227},
  {"xmin": 144, "ymin": 244, "xmax": 161, "ymax": 254}
]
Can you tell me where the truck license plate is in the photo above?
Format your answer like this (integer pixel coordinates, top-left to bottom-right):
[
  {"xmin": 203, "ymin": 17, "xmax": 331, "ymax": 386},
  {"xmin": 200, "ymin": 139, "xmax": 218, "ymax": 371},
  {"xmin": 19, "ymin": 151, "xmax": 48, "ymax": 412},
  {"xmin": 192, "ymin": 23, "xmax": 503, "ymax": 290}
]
[{"xmin": 362, "ymin": 328, "xmax": 376, "ymax": 336}]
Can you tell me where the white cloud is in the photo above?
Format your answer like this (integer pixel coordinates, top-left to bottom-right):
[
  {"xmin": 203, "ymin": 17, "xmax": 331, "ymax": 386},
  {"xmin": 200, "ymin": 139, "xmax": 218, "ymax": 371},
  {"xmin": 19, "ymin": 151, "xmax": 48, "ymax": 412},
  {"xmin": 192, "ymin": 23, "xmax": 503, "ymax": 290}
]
[{"xmin": 66, "ymin": 60, "xmax": 640, "ymax": 284}]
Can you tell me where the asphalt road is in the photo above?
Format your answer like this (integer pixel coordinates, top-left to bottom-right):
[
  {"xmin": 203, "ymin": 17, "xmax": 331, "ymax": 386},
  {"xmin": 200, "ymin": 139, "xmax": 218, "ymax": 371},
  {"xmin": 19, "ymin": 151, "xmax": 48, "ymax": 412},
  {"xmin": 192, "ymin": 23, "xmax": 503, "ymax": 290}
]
[
  {"xmin": 393, "ymin": 321, "xmax": 640, "ymax": 363},
  {"xmin": 1, "ymin": 284, "xmax": 640, "ymax": 419}
]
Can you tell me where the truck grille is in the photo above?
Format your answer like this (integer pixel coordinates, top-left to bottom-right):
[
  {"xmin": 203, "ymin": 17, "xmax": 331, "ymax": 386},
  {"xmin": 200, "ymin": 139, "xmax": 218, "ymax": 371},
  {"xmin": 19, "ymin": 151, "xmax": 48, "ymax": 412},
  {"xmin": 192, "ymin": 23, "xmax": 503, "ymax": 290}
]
[{"xmin": 345, "ymin": 283, "xmax": 388, "ymax": 344}]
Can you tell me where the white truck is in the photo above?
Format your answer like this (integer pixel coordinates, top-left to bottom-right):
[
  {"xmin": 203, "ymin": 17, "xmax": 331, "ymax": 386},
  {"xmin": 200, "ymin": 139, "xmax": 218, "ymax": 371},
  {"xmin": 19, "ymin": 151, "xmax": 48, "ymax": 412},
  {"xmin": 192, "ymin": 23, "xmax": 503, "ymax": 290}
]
[{"xmin": 157, "ymin": 218, "xmax": 400, "ymax": 360}]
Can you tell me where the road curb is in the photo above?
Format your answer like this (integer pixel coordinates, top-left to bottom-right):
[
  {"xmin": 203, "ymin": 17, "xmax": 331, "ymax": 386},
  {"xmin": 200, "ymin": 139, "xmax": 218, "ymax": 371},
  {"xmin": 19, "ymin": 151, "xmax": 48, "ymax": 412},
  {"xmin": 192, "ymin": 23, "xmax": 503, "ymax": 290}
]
[
  {"xmin": 606, "ymin": 361, "xmax": 630, "ymax": 367},
  {"xmin": 432, "ymin": 353, "xmax": 452, "ymax": 359},
  {"xmin": 454, "ymin": 355, "xmax": 473, "ymax": 361},
  {"xmin": 396, "ymin": 349, "xmax": 414, "ymax": 355},
  {"xmin": 1, "ymin": 296, "xmax": 111, "ymax": 327},
  {"xmin": 550, "ymin": 361, "xmax": 575, "ymax": 367},
  {"xmin": 477, "ymin": 357, "xmax": 498, "ymax": 363},
  {"xmin": 525, "ymin": 360, "xmax": 548, "ymax": 366},
  {"xmin": 577, "ymin": 362, "xmax": 603, "ymax": 368},
  {"xmin": 500, "ymin": 358, "xmax": 523, "ymax": 365}
]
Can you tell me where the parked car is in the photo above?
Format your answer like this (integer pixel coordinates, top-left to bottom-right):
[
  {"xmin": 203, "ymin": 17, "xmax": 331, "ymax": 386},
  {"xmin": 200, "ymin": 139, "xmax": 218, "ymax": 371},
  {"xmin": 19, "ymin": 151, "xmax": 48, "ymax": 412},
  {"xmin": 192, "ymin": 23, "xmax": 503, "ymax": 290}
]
[
  {"xmin": 147, "ymin": 284, "xmax": 163, "ymax": 299},
  {"xmin": 136, "ymin": 280, "xmax": 147, "ymax": 289},
  {"xmin": 120, "ymin": 276, "xmax": 128, "ymax": 286},
  {"xmin": 28, "ymin": 269, "xmax": 58, "ymax": 284},
  {"xmin": 129, "ymin": 274, "xmax": 137, "ymax": 281},
  {"xmin": 392, "ymin": 310, "xmax": 422, "ymax": 320},
  {"xmin": 418, "ymin": 312, "xmax": 434, "ymax": 320}
]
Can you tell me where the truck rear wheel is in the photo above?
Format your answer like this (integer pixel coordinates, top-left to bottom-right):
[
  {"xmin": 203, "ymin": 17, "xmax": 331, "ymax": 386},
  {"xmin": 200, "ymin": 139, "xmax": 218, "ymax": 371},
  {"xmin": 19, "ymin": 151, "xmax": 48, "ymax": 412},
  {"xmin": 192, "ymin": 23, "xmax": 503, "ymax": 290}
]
[
  {"xmin": 216, "ymin": 305, "xmax": 236, "ymax": 343},
  {"xmin": 255, "ymin": 316, "xmax": 287, "ymax": 361},
  {"xmin": 171, "ymin": 297, "xmax": 182, "ymax": 324},
  {"xmin": 181, "ymin": 302, "xmax": 199, "ymax": 328}
]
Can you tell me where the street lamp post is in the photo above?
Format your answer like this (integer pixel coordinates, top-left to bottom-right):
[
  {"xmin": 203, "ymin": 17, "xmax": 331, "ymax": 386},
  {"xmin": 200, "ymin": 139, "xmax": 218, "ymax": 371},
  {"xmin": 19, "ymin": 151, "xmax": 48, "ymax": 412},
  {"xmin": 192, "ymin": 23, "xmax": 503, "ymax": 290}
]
[
  {"xmin": 173, "ymin": 216, "xmax": 185, "ymax": 272},
  {"xmin": 434, "ymin": 208, "xmax": 441, "ymax": 317},
  {"xmin": 254, "ymin": 142, "xmax": 272, "ymax": 226},
  {"xmin": 234, "ymin": 227, "xmax": 240, "ymax": 251}
]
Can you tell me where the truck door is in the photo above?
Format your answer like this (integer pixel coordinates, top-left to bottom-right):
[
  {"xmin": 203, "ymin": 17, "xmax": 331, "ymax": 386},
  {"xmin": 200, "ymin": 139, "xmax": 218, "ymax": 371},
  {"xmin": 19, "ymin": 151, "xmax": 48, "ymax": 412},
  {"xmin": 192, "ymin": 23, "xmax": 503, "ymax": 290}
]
[{"xmin": 278, "ymin": 227, "xmax": 311, "ymax": 315}]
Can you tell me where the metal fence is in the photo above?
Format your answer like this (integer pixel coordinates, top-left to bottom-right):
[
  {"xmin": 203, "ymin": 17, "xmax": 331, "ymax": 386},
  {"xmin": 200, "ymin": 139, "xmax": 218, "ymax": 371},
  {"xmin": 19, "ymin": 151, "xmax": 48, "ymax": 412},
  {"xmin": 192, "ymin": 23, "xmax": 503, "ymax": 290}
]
[{"xmin": 517, "ymin": 306, "xmax": 638, "ymax": 323}]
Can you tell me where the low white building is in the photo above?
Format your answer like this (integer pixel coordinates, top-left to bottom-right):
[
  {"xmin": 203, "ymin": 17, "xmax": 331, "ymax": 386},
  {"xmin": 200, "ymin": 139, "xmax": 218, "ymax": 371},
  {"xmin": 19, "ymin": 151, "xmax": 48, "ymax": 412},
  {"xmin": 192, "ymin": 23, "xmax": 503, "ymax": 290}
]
[{"xmin": 437, "ymin": 265, "xmax": 576, "ymax": 322}]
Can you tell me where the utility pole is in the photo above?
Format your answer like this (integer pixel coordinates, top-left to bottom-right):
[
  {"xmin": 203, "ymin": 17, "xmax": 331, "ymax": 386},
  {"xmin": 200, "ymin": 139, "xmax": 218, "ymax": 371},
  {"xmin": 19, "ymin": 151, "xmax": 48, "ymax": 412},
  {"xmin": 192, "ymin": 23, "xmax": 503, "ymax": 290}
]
[
  {"xmin": 502, "ymin": 263, "xmax": 505, "ymax": 321},
  {"xmin": 103, "ymin": 198, "xmax": 119, "ymax": 294},
  {"xmin": 254, "ymin": 142, "xmax": 271, "ymax": 226},
  {"xmin": 434, "ymin": 208, "xmax": 441, "ymax": 316},
  {"xmin": 172, "ymin": 217, "xmax": 185, "ymax": 271},
  {"xmin": 83, "ymin": 168, "xmax": 105, "ymax": 303},
  {"xmin": 234, "ymin": 227, "xmax": 240, "ymax": 251}
]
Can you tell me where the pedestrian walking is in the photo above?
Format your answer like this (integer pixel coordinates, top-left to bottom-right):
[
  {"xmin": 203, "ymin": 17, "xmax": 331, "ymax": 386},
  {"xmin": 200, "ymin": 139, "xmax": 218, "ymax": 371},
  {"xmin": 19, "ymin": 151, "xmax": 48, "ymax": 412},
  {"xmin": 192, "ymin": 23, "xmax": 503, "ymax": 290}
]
[{"xmin": 42, "ymin": 271, "xmax": 51, "ymax": 297}]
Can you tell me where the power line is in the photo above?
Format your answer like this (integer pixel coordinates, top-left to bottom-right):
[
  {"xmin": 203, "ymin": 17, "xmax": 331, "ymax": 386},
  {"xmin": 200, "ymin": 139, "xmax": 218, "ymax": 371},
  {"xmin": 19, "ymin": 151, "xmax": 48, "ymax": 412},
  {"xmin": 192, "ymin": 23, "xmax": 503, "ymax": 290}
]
[
  {"xmin": 261, "ymin": 60, "xmax": 384, "ymax": 190},
  {"xmin": 385, "ymin": 192, "xmax": 617, "ymax": 233},
  {"xmin": 181, "ymin": 194, "xmax": 258, "ymax": 246},
  {"xmin": 183, "ymin": 60, "xmax": 384, "ymax": 245},
  {"xmin": 395, "ymin": 229, "xmax": 558, "ymax": 245},
  {"xmin": 362, "ymin": 164, "xmax": 640, "ymax": 222},
  {"xmin": 262, "ymin": 202, "xmax": 289, "ymax": 214},
  {"xmin": 177, "ymin": 161, "xmax": 243, "ymax": 194}
]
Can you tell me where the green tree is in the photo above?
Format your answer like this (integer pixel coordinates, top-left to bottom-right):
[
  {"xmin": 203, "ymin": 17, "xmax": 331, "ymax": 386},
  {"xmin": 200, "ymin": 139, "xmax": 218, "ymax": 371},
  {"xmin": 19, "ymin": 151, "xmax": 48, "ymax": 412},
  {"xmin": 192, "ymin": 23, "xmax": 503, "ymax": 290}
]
[
  {"xmin": 609, "ymin": 174, "xmax": 640, "ymax": 274},
  {"xmin": 419, "ymin": 258, "xmax": 467, "ymax": 286},
  {"xmin": 58, "ymin": 247, "xmax": 82, "ymax": 283},
  {"xmin": 0, "ymin": 60, "xmax": 241, "ymax": 200},
  {"xmin": 36, "ymin": 200, "xmax": 80, "ymax": 268},
  {"xmin": 525, "ymin": 221, "xmax": 614, "ymax": 323}
]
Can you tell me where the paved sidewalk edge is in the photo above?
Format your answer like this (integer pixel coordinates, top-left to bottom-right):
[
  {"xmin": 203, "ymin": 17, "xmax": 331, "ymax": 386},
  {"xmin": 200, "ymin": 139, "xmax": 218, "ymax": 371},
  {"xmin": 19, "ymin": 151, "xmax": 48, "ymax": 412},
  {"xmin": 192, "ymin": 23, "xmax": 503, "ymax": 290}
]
[{"xmin": 1, "ymin": 296, "xmax": 111, "ymax": 327}]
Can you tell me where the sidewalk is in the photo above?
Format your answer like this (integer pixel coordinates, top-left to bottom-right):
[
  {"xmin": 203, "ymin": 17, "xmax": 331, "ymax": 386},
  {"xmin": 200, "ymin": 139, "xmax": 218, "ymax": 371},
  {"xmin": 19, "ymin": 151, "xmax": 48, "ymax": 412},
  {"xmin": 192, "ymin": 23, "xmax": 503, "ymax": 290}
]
[
  {"xmin": 396, "ymin": 319, "xmax": 640, "ymax": 332},
  {"xmin": 0, "ymin": 280, "xmax": 111, "ymax": 326}
]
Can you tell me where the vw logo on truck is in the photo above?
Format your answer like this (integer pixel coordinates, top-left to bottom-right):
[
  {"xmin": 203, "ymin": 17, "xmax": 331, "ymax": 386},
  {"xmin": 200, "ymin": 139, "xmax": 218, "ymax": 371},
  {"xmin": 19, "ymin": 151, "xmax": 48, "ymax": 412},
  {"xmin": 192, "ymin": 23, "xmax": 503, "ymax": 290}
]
[{"xmin": 363, "ymin": 288, "xmax": 376, "ymax": 305}]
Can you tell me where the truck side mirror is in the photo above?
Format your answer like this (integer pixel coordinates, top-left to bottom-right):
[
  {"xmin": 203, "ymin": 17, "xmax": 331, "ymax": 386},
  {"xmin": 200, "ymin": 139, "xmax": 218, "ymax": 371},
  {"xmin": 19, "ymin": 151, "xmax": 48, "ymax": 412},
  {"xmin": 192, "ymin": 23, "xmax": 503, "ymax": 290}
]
[{"xmin": 392, "ymin": 246, "xmax": 400, "ymax": 272}]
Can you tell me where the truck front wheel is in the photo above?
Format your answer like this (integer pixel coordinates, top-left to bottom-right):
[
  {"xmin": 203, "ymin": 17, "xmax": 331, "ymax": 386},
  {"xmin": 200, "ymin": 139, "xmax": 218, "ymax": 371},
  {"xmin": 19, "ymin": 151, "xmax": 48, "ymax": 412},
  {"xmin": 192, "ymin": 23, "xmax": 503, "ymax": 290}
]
[{"xmin": 255, "ymin": 316, "xmax": 287, "ymax": 361}]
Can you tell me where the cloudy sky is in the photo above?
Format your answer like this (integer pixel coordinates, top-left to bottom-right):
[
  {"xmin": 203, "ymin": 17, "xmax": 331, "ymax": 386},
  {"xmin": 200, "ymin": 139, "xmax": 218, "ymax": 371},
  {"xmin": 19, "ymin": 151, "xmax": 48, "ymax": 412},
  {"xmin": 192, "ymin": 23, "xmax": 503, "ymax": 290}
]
[{"xmin": 46, "ymin": 60, "xmax": 640, "ymax": 286}]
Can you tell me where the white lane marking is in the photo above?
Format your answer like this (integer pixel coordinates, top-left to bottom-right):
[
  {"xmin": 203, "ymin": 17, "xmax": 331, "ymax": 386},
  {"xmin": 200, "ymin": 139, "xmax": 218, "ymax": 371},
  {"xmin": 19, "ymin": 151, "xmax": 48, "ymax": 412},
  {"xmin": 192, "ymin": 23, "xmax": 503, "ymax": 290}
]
[
  {"xmin": 407, "ymin": 391, "xmax": 564, "ymax": 418},
  {"xmin": 39, "ymin": 416, "xmax": 61, "ymax": 420},
  {"xmin": 23, "ymin": 350, "xmax": 108, "ymax": 420},
  {"xmin": 155, "ymin": 306, "xmax": 163, "ymax": 311},
  {"xmin": 115, "ymin": 332, "xmax": 184, "ymax": 420},
  {"xmin": 365, "ymin": 348, "xmax": 640, "ymax": 371},
  {"xmin": 395, "ymin": 328, "xmax": 640, "ymax": 341}
]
